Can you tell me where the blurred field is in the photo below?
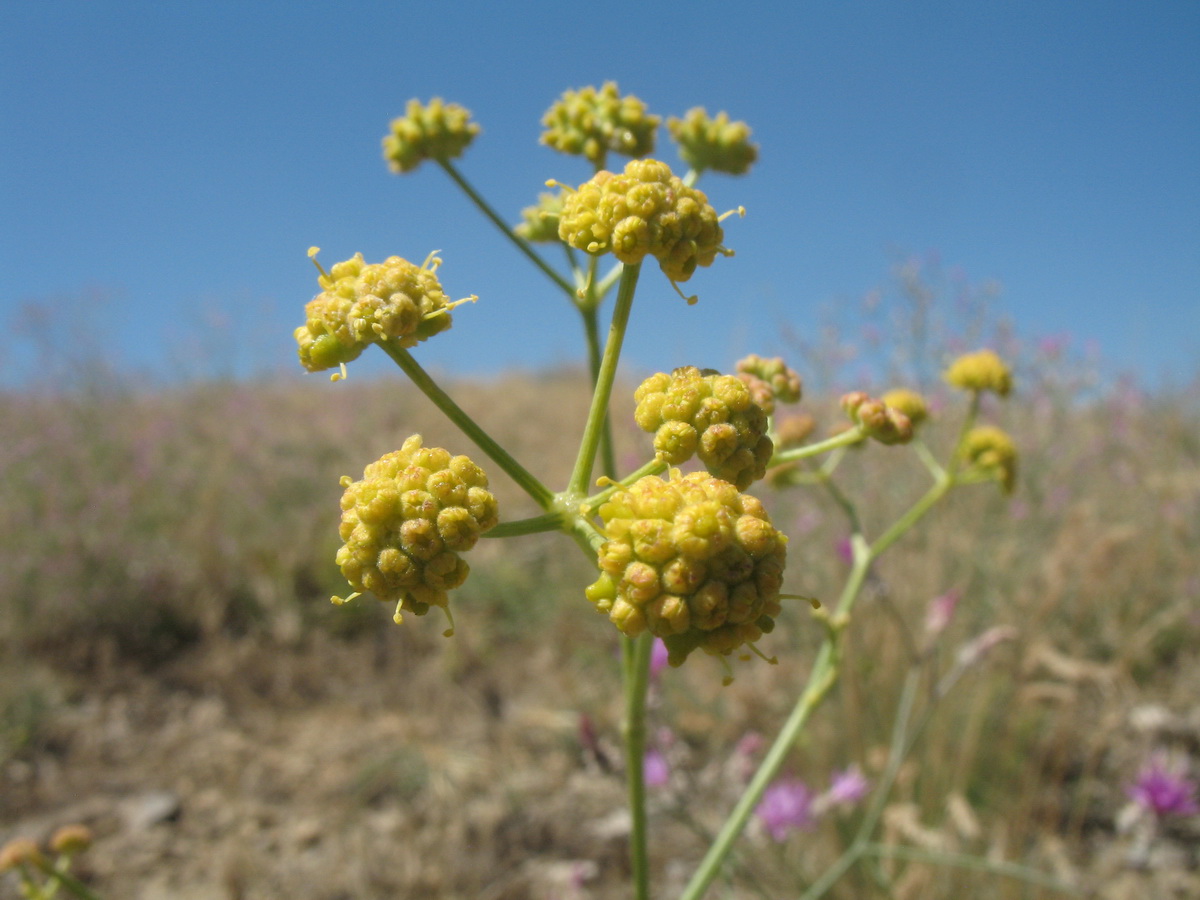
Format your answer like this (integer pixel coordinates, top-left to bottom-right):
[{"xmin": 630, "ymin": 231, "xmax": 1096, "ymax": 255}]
[{"xmin": 2, "ymin": 336, "xmax": 1198, "ymax": 898}]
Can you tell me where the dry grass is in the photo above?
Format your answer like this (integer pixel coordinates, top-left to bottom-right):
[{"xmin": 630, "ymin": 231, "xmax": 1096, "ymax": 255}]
[{"xmin": 1, "ymin": 353, "xmax": 1198, "ymax": 898}]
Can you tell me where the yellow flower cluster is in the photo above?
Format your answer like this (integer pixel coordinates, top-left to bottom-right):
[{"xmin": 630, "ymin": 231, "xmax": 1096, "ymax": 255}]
[
  {"xmin": 295, "ymin": 251, "xmax": 458, "ymax": 374},
  {"xmin": 960, "ymin": 426, "xmax": 1018, "ymax": 493},
  {"xmin": 880, "ymin": 388, "xmax": 929, "ymax": 427},
  {"xmin": 667, "ymin": 107, "xmax": 759, "ymax": 175},
  {"xmin": 540, "ymin": 82, "xmax": 659, "ymax": 167},
  {"xmin": 334, "ymin": 436, "xmax": 499, "ymax": 627},
  {"xmin": 383, "ymin": 98, "xmax": 480, "ymax": 174},
  {"xmin": 944, "ymin": 349, "xmax": 1013, "ymax": 396},
  {"xmin": 557, "ymin": 159, "xmax": 727, "ymax": 286},
  {"xmin": 585, "ymin": 470, "xmax": 787, "ymax": 666},
  {"xmin": 514, "ymin": 190, "xmax": 564, "ymax": 243},
  {"xmin": 841, "ymin": 392, "xmax": 914, "ymax": 445},
  {"xmin": 735, "ymin": 354, "xmax": 802, "ymax": 414},
  {"xmin": 635, "ymin": 366, "xmax": 774, "ymax": 490}
]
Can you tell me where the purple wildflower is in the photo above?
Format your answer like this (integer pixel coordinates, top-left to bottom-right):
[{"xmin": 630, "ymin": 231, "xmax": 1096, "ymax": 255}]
[
  {"xmin": 1127, "ymin": 753, "xmax": 1199, "ymax": 818},
  {"xmin": 644, "ymin": 749, "xmax": 670, "ymax": 788},
  {"xmin": 756, "ymin": 777, "xmax": 815, "ymax": 841},
  {"xmin": 826, "ymin": 765, "xmax": 870, "ymax": 807},
  {"xmin": 834, "ymin": 537, "xmax": 854, "ymax": 566},
  {"xmin": 923, "ymin": 589, "xmax": 962, "ymax": 640},
  {"xmin": 649, "ymin": 638, "xmax": 670, "ymax": 680}
]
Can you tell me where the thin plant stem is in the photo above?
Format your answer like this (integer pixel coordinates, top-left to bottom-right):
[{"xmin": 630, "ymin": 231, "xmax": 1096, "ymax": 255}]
[
  {"xmin": 29, "ymin": 858, "xmax": 105, "ymax": 900},
  {"xmin": 623, "ymin": 632, "xmax": 655, "ymax": 900},
  {"xmin": 567, "ymin": 263, "xmax": 641, "ymax": 497},
  {"xmin": 378, "ymin": 343, "xmax": 554, "ymax": 509},
  {"xmin": 580, "ymin": 304, "xmax": 618, "ymax": 480},
  {"xmin": 771, "ymin": 427, "xmax": 866, "ymax": 465},
  {"xmin": 437, "ymin": 159, "xmax": 577, "ymax": 298}
]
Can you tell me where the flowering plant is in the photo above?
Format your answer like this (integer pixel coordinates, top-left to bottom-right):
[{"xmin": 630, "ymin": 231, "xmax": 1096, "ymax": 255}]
[{"xmin": 298, "ymin": 84, "xmax": 1038, "ymax": 899}]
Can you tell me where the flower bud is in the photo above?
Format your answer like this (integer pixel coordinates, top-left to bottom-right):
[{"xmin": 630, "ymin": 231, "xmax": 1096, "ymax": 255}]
[
  {"xmin": 587, "ymin": 470, "xmax": 788, "ymax": 666},
  {"xmin": 667, "ymin": 108, "xmax": 759, "ymax": 175},
  {"xmin": 842, "ymin": 393, "xmax": 913, "ymax": 445},
  {"xmin": 944, "ymin": 349, "xmax": 1013, "ymax": 397},
  {"xmin": 49, "ymin": 824, "xmax": 93, "ymax": 855},
  {"xmin": 736, "ymin": 354, "xmax": 802, "ymax": 414},
  {"xmin": 334, "ymin": 436, "xmax": 498, "ymax": 627},
  {"xmin": 0, "ymin": 838, "xmax": 44, "ymax": 872},
  {"xmin": 540, "ymin": 82, "xmax": 660, "ymax": 167},
  {"xmin": 634, "ymin": 366, "xmax": 773, "ymax": 490},
  {"xmin": 383, "ymin": 98, "xmax": 480, "ymax": 174}
]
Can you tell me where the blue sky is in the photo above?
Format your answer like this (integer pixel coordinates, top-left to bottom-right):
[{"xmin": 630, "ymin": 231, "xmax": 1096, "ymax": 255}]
[{"xmin": 2, "ymin": 1, "xmax": 1198, "ymax": 390}]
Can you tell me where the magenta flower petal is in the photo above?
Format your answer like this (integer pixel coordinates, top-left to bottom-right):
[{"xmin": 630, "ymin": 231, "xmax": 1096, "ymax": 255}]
[{"xmin": 756, "ymin": 777, "xmax": 815, "ymax": 841}]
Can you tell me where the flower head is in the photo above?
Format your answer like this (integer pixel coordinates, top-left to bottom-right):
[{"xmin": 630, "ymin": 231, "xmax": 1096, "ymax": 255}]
[
  {"xmin": 756, "ymin": 777, "xmax": 815, "ymax": 841},
  {"xmin": 825, "ymin": 765, "xmax": 870, "ymax": 808},
  {"xmin": 644, "ymin": 749, "xmax": 671, "ymax": 788},
  {"xmin": 540, "ymin": 82, "xmax": 659, "ymax": 168},
  {"xmin": 296, "ymin": 250, "xmax": 471, "ymax": 375},
  {"xmin": 383, "ymin": 98, "xmax": 480, "ymax": 174},
  {"xmin": 514, "ymin": 190, "xmax": 565, "ymax": 243},
  {"xmin": 668, "ymin": 107, "xmax": 759, "ymax": 175},
  {"xmin": 960, "ymin": 425, "xmax": 1018, "ymax": 493},
  {"xmin": 333, "ymin": 435, "xmax": 499, "ymax": 631},
  {"xmin": 881, "ymin": 388, "xmax": 929, "ymax": 428},
  {"xmin": 557, "ymin": 159, "xmax": 731, "ymax": 291},
  {"xmin": 736, "ymin": 354, "xmax": 802, "ymax": 414},
  {"xmin": 1127, "ymin": 752, "xmax": 1200, "ymax": 819},
  {"xmin": 585, "ymin": 470, "xmax": 788, "ymax": 667},
  {"xmin": 944, "ymin": 349, "xmax": 1013, "ymax": 397},
  {"xmin": 634, "ymin": 366, "xmax": 774, "ymax": 490}
]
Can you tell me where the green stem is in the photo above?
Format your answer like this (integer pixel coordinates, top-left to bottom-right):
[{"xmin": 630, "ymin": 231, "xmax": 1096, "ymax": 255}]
[
  {"xmin": 567, "ymin": 263, "xmax": 641, "ymax": 497},
  {"xmin": 29, "ymin": 858, "xmax": 104, "ymax": 900},
  {"xmin": 484, "ymin": 512, "xmax": 568, "ymax": 538},
  {"xmin": 624, "ymin": 632, "xmax": 655, "ymax": 900},
  {"xmin": 378, "ymin": 343, "xmax": 554, "ymax": 509},
  {"xmin": 437, "ymin": 159, "xmax": 577, "ymax": 298},
  {"xmin": 581, "ymin": 304, "xmax": 618, "ymax": 480},
  {"xmin": 771, "ymin": 427, "xmax": 866, "ymax": 465}
]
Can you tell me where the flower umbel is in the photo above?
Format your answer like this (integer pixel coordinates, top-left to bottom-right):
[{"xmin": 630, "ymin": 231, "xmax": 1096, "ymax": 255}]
[
  {"xmin": 944, "ymin": 349, "xmax": 1013, "ymax": 397},
  {"xmin": 667, "ymin": 107, "xmax": 759, "ymax": 175},
  {"xmin": 585, "ymin": 469, "xmax": 787, "ymax": 666},
  {"xmin": 960, "ymin": 425, "xmax": 1018, "ymax": 493},
  {"xmin": 557, "ymin": 158, "xmax": 732, "ymax": 291},
  {"xmin": 334, "ymin": 435, "xmax": 499, "ymax": 632},
  {"xmin": 383, "ymin": 98, "xmax": 480, "ymax": 173},
  {"xmin": 540, "ymin": 82, "xmax": 660, "ymax": 168},
  {"xmin": 634, "ymin": 366, "xmax": 774, "ymax": 490},
  {"xmin": 295, "ymin": 250, "xmax": 472, "ymax": 375}
]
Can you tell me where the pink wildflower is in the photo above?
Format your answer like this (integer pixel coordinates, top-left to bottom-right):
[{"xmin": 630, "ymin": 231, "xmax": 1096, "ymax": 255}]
[
  {"xmin": 756, "ymin": 777, "xmax": 815, "ymax": 841},
  {"xmin": 1128, "ymin": 753, "xmax": 1199, "ymax": 818}
]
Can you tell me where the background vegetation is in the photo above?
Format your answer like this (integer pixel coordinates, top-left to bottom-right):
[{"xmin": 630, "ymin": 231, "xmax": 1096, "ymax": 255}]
[{"xmin": 2, "ymin": 262, "xmax": 1197, "ymax": 899}]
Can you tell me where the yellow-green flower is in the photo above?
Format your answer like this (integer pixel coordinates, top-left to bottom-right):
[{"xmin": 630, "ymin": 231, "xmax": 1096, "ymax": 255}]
[
  {"xmin": 634, "ymin": 366, "xmax": 774, "ymax": 490},
  {"xmin": 585, "ymin": 470, "xmax": 787, "ymax": 666},
  {"xmin": 514, "ymin": 190, "xmax": 564, "ymax": 243},
  {"xmin": 881, "ymin": 388, "xmax": 929, "ymax": 427},
  {"xmin": 295, "ymin": 250, "xmax": 467, "ymax": 374},
  {"xmin": 383, "ymin": 98, "xmax": 480, "ymax": 174},
  {"xmin": 944, "ymin": 349, "xmax": 1013, "ymax": 397},
  {"xmin": 841, "ymin": 392, "xmax": 913, "ymax": 445},
  {"xmin": 557, "ymin": 158, "xmax": 730, "ymax": 288},
  {"xmin": 667, "ymin": 107, "xmax": 759, "ymax": 175},
  {"xmin": 333, "ymin": 436, "xmax": 499, "ymax": 629},
  {"xmin": 540, "ymin": 82, "xmax": 659, "ymax": 168},
  {"xmin": 736, "ymin": 354, "xmax": 802, "ymax": 413},
  {"xmin": 960, "ymin": 425, "xmax": 1017, "ymax": 493}
]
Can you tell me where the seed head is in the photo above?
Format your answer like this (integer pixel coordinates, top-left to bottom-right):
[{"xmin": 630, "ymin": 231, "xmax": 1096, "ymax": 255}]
[
  {"xmin": 383, "ymin": 98, "xmax": 480, "ymax": 174},
  {"xmin": 585, "ymin": 470, "xmax": 788, "ymax": 666},
  {"xmin": 634, "ymin": 366, "xmax": 774, "ymax": 490},
  {"xmin": 540, "ymin": 82, "xmax": 659, "ymax": 168},
  {"xmin": 944, "ymin": 349, "xmax": 1013, "ymax": 397},
  {"xmin": 334, "ymin": 435, "xmax": 499, "ymax": 629},
  {"xmin": 667, "ymin": 107, "xmax": 759, "ymax": 175},
  {"xmin": 557, "ymin": 159, "xmax": 729, "ymax": 287}
]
